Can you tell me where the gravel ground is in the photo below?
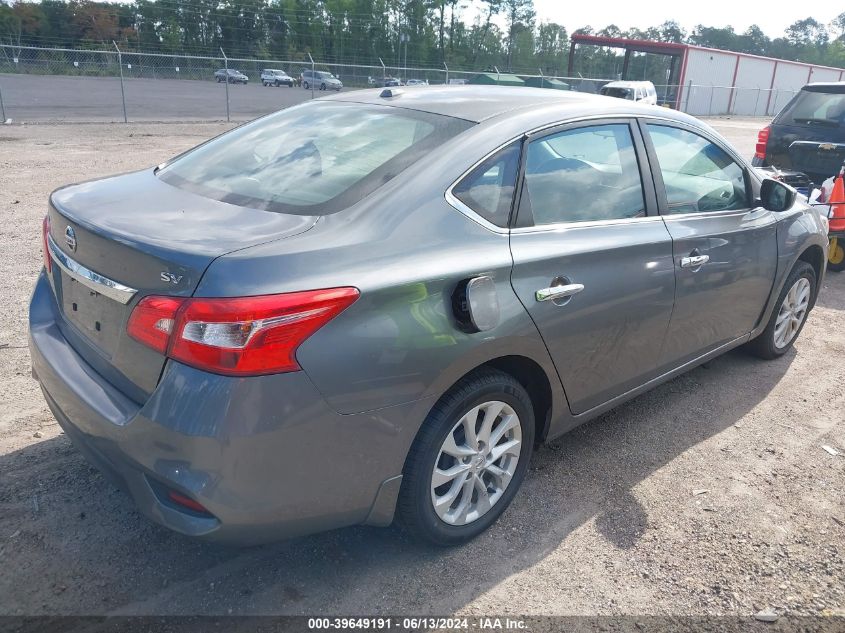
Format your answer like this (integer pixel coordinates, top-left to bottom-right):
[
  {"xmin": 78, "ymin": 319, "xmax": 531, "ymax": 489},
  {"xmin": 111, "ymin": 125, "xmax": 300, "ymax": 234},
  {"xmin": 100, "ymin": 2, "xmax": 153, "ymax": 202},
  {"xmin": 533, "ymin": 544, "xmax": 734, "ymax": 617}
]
[{"xmin": 0, "ymin": 118, "xmax": 843, "ymax": 620}]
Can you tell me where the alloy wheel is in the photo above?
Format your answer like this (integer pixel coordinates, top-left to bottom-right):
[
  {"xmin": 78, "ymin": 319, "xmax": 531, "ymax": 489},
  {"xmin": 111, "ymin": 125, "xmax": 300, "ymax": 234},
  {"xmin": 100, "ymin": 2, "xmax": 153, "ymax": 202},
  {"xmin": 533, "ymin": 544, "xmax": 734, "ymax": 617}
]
[
  {"xmin": 774, "ymin": 277, "xmax": 811, "ymax": 349},
  {"xmin": 430, "ymin": 400, "xmax": 521, "ymax": 526}
]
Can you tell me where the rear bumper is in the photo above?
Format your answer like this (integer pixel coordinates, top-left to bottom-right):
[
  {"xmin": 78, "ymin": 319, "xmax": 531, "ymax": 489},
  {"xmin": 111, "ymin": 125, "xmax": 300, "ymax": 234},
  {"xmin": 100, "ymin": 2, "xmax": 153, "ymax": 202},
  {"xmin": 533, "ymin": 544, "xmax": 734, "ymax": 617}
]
[{"xmin": 29, "ymin": 271, "xmax": 420, "ymax": 544}]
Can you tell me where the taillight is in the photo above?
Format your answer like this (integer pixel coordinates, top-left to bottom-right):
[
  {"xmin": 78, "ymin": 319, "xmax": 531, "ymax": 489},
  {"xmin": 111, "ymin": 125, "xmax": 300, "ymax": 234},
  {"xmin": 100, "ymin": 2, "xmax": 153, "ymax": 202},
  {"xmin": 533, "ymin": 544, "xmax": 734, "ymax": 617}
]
[
  {"xmin": 42, "ymin": 215, "xmax": 52, "ymax": 273},
  {"xmin": 755, "ymin": 126, "xmax": 770, "ymax": 160},
  {"xmin": 127, "ymin": 296, "xmax": 185, "ymax": 354},
  {"xmin": 127, "ymin": 288, "xmax": 359, "ymax": 376}
]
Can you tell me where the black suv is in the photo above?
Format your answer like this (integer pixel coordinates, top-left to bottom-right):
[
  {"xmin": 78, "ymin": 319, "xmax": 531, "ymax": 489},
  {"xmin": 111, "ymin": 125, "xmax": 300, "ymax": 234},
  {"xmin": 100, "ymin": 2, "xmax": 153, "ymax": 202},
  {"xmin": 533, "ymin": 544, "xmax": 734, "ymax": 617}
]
[{"xmin": 753, "ymin": 82, "xmax": 845, "ymax": 185}]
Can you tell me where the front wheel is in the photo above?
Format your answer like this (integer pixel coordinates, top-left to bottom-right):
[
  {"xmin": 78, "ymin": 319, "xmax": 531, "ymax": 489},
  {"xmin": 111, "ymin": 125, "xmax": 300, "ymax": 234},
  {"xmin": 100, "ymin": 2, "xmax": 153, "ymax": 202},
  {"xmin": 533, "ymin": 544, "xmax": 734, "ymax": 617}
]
[
  {"xmin": 320, "ymin": 83, "xmax": 326, "ymax": 90},
  {"xmin": 746, "ymin": 261, "xmax": 816, "ymax": 359},
  {"xmin": 303, "ymin": 81, "xmax": 309, "ymax": 90},
  {"xmin": 397, "ymin": 369, "xmax": 535, "ymax": 546}
]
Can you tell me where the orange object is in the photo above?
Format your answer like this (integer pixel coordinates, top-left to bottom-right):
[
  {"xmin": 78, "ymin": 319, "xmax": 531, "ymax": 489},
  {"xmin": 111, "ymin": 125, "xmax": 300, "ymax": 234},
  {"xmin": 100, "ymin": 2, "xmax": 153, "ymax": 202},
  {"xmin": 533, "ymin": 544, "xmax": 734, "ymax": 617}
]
[{"xmin": 830, "ymin": 166, "xmax": 845, "ymax": 232}]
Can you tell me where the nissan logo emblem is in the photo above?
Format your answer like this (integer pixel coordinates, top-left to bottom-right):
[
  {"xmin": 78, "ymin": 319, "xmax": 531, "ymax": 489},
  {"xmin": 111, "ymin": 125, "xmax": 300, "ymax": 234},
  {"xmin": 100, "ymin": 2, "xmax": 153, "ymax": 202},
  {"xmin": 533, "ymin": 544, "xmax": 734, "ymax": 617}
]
[{"xmin": 64, "ymin": 226, "xmax": 77, "ymax": 252}]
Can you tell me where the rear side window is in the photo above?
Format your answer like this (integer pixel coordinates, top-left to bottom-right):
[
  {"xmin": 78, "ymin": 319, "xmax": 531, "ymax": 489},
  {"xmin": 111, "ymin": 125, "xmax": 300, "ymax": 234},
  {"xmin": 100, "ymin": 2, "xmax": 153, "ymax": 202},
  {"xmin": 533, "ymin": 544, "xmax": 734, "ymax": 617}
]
[
  {"xmin": 452, "ymin": 143, "xmax": 520, "ymax": 227},
  {"xmin": 522, "ymin": 123, "xmax": 646, "ymax": 225},
  {"xmin": 777, "ymin": 90, "xmax": 845, "ymax": 126},
  {"xmin": 646, "ymin": 124, "xmax": 748, "ymax": 214},
  {"xmin": 158, "ymin": 102, "xmax": 472, "ymax": 215}
]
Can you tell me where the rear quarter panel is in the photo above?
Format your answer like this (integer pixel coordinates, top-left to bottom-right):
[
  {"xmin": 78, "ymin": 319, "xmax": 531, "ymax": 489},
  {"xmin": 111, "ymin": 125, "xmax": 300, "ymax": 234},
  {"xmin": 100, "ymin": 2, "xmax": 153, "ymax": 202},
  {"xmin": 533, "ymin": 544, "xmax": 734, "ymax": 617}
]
[{"xmin": 196, "ymin": 123, "xmax": 567, "ymax": 417}]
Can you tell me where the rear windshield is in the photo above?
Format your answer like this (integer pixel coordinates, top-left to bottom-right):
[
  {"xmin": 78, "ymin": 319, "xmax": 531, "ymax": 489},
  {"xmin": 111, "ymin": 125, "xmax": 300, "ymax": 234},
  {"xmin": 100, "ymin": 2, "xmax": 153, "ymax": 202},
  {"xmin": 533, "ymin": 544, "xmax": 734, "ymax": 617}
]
[
  {"xmin": 601, "ymin": 87, "xmax": 634, "ymax": 100},
  {"xmin": 777, "ymin": 90, "xmax": 845, "ymax": 127},
  {"xmin": 158, "ymin": 102, "xmax": 472, "ymax": 214}
]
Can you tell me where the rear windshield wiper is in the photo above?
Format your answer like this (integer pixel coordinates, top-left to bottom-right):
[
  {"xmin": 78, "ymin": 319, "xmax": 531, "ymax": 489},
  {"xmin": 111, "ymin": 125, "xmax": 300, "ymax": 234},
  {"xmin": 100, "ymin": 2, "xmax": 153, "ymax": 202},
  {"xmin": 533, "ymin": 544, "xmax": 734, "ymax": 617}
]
[{"xmin": 793, "ymin": 117, "xmax": 840, "ymax": 127}]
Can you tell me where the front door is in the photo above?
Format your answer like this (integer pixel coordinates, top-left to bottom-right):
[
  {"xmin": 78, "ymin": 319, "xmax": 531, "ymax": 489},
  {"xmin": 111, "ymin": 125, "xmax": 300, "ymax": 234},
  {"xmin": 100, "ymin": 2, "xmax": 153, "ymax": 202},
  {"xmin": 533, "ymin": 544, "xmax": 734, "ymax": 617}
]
[
  {"xmin": 509, "ymin": 120, "xmax": 676, "ymax": 415},
  {"xmin": 640, "ymin": 122, "xmax": 779, "ymax": 368}
]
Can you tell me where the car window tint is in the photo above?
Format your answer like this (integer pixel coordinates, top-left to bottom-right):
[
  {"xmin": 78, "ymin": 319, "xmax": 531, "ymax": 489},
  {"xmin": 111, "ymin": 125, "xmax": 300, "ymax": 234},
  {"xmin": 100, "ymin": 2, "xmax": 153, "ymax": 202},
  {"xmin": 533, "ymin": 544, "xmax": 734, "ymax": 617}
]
[
  {"xmin": 158, "ymin": 102, "xmax": 472, "ymax": 215},
  {"xmin": 453, "ymin": 143, "xmax": 520, "ymax": 227},
  {"xmin": 779, "ymin": 90, "xmax": 845, "ymax": 124},
  {"xmin": 523, "ymin": 123, "xmax": 645, "ymax": 225},
  {"xmin": 646, "ymin": 124, "xmax": 748, "ymax": 215}
]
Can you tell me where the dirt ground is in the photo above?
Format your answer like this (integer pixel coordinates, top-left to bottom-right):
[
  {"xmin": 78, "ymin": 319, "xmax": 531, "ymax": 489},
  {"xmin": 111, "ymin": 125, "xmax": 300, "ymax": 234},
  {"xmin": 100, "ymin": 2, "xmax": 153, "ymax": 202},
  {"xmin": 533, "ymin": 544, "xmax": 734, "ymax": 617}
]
[{"xmin": 0, "ymin": 118, "xmax": 843, "ymax": 619}]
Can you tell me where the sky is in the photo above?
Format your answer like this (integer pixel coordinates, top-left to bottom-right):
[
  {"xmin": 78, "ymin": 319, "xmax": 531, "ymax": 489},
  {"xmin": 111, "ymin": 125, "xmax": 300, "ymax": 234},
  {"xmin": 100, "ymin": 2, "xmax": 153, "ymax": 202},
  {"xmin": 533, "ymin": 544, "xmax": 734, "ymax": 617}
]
[{"xmin": 523, "ymin": 0, "xmax": 843, "ymax": 39}]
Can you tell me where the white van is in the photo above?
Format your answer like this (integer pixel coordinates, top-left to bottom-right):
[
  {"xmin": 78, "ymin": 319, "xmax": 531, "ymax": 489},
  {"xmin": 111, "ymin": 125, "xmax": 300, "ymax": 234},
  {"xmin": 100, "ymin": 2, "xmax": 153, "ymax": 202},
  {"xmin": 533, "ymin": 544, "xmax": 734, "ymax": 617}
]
[{"xmin": 600, "ymin": 81, "xmax": 657, "ymax": 105}]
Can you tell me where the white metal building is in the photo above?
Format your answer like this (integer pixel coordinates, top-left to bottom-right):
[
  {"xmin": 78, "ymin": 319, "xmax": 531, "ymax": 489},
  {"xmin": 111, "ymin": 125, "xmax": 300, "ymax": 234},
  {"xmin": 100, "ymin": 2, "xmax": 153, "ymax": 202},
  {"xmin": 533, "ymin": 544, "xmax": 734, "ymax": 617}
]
[{"xmin": 569, "ymin": 35, "xmax": 845, "ymax": 116}]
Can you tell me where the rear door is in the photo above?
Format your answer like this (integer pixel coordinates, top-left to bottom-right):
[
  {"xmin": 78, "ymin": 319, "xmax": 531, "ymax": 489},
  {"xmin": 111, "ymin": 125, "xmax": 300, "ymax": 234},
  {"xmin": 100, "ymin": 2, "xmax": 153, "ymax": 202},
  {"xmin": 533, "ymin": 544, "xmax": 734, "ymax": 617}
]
[
  {"xmin": 508, "ymin": 120, "xmax": 676, "ymax": 415},
  {"xmin": 640, "ymin": 121, "xmax": 778, "ymax": 368}
]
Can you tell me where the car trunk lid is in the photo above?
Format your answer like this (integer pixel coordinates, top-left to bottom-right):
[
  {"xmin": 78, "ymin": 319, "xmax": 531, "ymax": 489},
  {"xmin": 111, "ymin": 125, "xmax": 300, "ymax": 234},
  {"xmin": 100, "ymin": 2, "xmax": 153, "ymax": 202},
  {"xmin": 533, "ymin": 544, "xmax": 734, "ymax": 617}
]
[{"xmin": 46, "ymin": 168, "xmax": 317, "ymax": 400}]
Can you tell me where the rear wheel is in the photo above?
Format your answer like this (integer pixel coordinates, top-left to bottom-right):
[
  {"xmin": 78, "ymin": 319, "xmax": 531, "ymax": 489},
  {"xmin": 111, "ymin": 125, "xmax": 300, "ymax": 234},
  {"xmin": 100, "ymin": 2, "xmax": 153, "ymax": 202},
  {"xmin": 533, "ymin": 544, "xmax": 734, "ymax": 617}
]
[
  {"xmin": 397, "ymin": 369, "xmax": 534, "ymax": 546},
  {"xmin": 303, "ymin": 81, "xmax": 309, "ymax": 90},
  {"xmin": 746, "ymin": 261, "xmax": 816, "ymax": 359}
]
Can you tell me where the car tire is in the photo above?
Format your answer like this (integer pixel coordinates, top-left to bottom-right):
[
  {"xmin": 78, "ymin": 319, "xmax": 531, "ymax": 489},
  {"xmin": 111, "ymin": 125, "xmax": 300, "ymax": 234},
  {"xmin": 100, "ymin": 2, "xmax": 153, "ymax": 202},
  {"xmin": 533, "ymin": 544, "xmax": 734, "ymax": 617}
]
[
  {"xmin": 746, "ymin": 261, "xmax": 816, "ymax": 360},
  {"xmin": 320, "ymin": 83, "xmax": 326, "ymax": 90},
  {"xmin": 303, "ymin": 82, "xmax": 309, "ymax": 90},
  {"xmin": 397, "ymin": 368, "xmax": 535, "ymax": 546}
]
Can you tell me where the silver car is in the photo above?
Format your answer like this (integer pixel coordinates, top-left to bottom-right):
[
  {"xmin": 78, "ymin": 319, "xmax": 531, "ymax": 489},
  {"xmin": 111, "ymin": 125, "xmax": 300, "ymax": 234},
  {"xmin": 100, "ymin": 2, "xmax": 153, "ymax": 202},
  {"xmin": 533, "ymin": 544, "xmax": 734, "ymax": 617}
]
[
  {"xmin": 301, "ymin": 69, "xmax": 342, "ymax": 91},
  {"xmin": 30, "ymin": 87, "xmax": 828, "ymax": 546}
]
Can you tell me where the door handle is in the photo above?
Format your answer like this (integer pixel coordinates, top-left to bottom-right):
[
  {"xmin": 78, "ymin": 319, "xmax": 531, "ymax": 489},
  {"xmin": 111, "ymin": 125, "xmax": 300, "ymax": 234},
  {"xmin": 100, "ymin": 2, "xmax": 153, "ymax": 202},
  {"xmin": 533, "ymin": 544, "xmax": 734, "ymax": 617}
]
[
  {"xmin": 680, "ymin": 254, "xmax": 710, "ymax": 269},
  {"xmin": 535, "ymin": 283, "xmax": 584, "ymax": 302}
]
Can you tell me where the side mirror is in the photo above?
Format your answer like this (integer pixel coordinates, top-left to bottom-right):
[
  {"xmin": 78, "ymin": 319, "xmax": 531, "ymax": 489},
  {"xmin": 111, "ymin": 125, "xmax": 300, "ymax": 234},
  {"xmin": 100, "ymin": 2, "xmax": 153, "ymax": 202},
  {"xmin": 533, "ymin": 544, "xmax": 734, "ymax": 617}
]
[{"xmin": 760, "ymin": 178, "xmax": 797, "ymax": 212}]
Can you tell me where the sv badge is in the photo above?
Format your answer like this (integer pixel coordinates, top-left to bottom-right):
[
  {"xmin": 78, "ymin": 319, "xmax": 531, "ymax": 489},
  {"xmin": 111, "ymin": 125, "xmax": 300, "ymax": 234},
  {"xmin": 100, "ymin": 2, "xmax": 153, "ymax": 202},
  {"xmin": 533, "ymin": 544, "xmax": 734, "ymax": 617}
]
[{"xmin": 160, "ymin": 272, "xmax": 184, "ymax": 284}]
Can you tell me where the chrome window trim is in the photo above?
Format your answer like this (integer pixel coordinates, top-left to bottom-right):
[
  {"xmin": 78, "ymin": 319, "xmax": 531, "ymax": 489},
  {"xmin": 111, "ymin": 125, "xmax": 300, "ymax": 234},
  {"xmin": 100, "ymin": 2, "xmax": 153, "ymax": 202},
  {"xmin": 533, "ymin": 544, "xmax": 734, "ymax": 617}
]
[
  {"xmin": 47, "ymin": 233, "xmax": 138, "ymax": 305},
  {"xmin": 444, "ymin": 188, "xmax": 511, "ymax": 235},
  {"xmin": 510, "ymin": 214, "xmax": 664, "ymax": 234},
  {"xmin": 658, "ymin": 207, "xmax": 767, "ymax": 222}
]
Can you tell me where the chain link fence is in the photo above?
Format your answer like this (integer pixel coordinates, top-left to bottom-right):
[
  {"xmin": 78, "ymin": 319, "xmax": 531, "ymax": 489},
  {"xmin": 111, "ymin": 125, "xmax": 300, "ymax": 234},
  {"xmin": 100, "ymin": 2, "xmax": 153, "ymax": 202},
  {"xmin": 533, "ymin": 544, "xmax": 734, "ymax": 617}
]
[{"xmin": 0, "ymin": 44, "xmax": 790, "ymax": 123}]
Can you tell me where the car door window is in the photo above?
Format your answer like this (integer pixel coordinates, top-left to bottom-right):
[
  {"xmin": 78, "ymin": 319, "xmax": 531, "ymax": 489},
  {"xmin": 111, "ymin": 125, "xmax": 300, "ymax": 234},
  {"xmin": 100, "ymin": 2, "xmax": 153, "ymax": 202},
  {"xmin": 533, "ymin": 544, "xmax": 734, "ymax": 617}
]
[
  {"xmin": 647, "ymin": 124, "xmax": 749, "ymax": 215},
  {"xmin": 522, "ymin": 123, "xmax": 646, "ymax": 225},
  {"xmin": 452, "ymin": 142, "xmax": 520, "ymax": 227}
]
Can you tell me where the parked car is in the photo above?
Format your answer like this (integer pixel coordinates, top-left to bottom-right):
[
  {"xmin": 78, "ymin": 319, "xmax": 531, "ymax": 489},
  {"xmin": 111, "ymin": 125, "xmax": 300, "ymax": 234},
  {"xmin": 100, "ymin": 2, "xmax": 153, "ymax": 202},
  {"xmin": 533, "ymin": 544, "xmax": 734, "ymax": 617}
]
[
  {"xmin": 301, "ymin": 69, "xmax": 342, "ymax": 91},
  {"xmin": 599, "ymin": 80, "xmax": 657, "ymax": 105},
  {"xmin": 261, "ymin": 69, "xmax": 294, "ymax": 87},
  {"xmin": 214, "ymin": 69, "xmax": 248, "ymax": 84},
  {"xmin": 752, "ymin": 82, "xmax": 845, "ymax": 186},
  {"xmin": 31, "ymin": 87, "xmax": 828, "ymax": 546},
  {"xmin": 405, "ymin": 79, "xmax": 428, "ymax": 86}
]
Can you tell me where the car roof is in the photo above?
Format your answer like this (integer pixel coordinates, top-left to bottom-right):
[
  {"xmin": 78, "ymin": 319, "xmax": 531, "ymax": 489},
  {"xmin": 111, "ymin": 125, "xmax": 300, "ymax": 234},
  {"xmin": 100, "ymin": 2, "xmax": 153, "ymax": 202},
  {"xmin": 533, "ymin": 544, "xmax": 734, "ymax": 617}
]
[
  {"xmin": 320, "ymin": 85, "xmax": 686, "ymax": 124},
  {"xmin": 803, "ymin": 82, "xmax": 845, "ymax": 94},
  {"xmin": 603, "ymin": 80, "xmax": 654, "ymax": 88}
]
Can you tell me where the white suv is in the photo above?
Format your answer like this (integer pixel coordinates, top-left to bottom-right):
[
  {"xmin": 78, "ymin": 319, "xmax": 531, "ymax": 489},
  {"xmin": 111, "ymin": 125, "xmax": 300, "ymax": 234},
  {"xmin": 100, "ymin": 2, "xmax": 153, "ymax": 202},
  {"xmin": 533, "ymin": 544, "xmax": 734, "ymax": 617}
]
[{"xmin": 600, "ymin": 80, "xmax": 657, "ymax": 105}]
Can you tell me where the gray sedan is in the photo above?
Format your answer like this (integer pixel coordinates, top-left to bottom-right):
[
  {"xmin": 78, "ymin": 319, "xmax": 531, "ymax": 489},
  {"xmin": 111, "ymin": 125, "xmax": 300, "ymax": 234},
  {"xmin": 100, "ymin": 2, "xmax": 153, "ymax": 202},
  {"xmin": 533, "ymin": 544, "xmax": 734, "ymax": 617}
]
[{"xmin": 29, "ymin": 87, "xmax": 828, "ymax": 545}]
